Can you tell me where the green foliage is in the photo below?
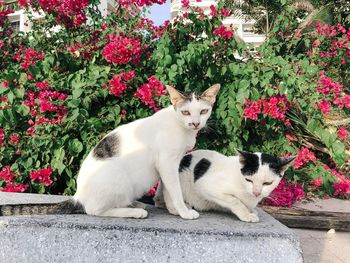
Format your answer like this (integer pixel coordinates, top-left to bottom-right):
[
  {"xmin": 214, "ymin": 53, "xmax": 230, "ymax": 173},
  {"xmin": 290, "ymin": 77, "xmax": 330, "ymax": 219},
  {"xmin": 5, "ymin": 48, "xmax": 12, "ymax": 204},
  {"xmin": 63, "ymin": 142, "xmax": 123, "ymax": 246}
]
[{"xmin": 0, "ymin": 1, "xmax": 349, "ymax": 198}]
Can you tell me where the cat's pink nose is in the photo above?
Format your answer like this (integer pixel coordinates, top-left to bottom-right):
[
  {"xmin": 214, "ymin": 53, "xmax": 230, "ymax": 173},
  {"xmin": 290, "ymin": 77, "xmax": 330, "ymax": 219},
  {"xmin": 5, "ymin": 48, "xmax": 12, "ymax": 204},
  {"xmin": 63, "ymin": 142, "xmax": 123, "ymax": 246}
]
[
  {"xmin": 192, "ymin": 122, "xmax": 200, "ymax": 128},
  {"xmin": 253, "ymin": 191, "xmax": 261, "ymax": 197}
]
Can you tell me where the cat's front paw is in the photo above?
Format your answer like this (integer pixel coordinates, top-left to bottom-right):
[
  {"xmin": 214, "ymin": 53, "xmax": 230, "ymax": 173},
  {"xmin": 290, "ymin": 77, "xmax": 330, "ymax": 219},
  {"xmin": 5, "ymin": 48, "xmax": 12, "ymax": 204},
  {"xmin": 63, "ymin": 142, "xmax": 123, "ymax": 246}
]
[
  {"xmin": 238, "ymin": 212, "xmax": 259, "ymax": 223},
  {"xmin": 179, "ymin": 209, "xmax": 199, "ymax": 220}
]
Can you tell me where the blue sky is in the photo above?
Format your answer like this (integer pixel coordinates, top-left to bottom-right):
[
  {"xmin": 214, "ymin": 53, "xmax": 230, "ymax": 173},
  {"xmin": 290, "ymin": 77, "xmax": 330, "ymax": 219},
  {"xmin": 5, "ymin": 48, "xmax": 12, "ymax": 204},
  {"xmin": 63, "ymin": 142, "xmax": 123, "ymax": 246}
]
[{"xmin": 146, "ymin": 0, "xmax": 171, "ymax": 25}]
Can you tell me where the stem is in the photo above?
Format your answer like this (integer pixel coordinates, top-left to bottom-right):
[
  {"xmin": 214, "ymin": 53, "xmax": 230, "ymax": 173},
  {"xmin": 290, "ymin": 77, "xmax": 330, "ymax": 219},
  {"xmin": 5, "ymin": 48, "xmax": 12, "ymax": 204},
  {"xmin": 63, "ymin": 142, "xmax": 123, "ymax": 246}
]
[{"xmin": 265, "ymin": 1, "xmax": 269, "ymax": 36}]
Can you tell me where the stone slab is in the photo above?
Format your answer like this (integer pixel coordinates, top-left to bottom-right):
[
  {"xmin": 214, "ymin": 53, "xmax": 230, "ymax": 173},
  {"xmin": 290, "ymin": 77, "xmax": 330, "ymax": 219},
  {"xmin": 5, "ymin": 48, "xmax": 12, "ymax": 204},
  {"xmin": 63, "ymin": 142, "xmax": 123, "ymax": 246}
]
[{"xmin": 0, "ymin": 192, "xmax": 303, "ymax": 263}]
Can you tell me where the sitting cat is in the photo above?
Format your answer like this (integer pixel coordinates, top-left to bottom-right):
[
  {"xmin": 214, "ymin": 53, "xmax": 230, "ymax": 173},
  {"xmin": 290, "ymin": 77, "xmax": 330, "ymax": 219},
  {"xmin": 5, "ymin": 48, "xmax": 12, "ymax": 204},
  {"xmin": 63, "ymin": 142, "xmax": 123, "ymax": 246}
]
[
  {"xmin": 155, "ymin": 149, "xmax": 295, "ymax": 222},
  {"xmin": 0, "ymin": 84, "xmax": 221, "ymax": 219}
]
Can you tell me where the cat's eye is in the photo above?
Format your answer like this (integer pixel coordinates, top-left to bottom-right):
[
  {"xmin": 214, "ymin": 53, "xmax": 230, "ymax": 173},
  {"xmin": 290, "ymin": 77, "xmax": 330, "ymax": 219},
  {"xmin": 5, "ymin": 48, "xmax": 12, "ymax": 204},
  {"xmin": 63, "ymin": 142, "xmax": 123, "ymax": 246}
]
[
  {"xmin": 245, "ymin": 178, "xmax": 253, "ymax": 183},
  {"xmin": 181, "ymin": 110, "xmax": 190, "ymax": 116},
  {"xmin": 263, "ymin": 181, "xmax": 273, "ymax": 186},
  {"xmin": 200, "ymin": 109, "xmax": 209, "ymax": 115}
]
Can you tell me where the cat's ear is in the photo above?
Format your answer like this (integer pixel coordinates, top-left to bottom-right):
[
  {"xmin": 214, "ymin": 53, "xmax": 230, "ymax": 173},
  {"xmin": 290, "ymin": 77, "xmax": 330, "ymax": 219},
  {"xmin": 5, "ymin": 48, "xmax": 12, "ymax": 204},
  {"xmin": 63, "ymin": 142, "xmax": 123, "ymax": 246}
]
[
  {"xmin": 166, "ymin": 85, "xmax": 186, "ymax": 106},
  {"xmin": 279, "ymin": 156, "xmax": 296, "ymax": 175},
  {"xmin": 236, "ymin": 149, "xmax": 251, "ymax": 165},
  {"xmin": 200, "ymin": 84, "xmax": 221, "ymax": 104}
]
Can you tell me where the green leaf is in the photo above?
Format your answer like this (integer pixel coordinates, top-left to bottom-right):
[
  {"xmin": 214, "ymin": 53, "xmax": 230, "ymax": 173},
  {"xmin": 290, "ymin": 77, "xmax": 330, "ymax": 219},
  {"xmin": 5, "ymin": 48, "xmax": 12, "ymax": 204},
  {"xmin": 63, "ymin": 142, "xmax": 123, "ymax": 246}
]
[
  {"xmin": 16, "ymin": 104, "xmax": 30, "ymax": 116},
  {"xmin": 68, "ymin": 139, "xmax": 83, "ymax": 157}
]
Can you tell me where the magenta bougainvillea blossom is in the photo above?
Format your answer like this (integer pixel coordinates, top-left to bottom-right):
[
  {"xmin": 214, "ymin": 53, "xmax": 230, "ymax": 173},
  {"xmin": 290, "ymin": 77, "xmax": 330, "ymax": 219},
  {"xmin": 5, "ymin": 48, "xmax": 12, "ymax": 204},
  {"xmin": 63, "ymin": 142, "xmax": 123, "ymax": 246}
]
[
  {"xmin": 263, "ymin": 179, "xmax": 305, "ymax": 207},
  {"xmin": 213, "ymin": 25, "xmax": 234, "ymax": 39},
  {"xmin": 134, "ymin": 76, "xmax": 166, "ymax": 111},
  {"xmin": 30, "ymin": 167, "xmax": 53, "ymax": 187},
  {"xmin": 102, "ymin": 35, "xmax": 142, "ymax": 65},
  {"xmin": 244, "ymin": 95, "xmax": 290, "ymax": 123},
  {"xmin": 107, "ymin": 71, "xmax": 135, "ymax": 97}
]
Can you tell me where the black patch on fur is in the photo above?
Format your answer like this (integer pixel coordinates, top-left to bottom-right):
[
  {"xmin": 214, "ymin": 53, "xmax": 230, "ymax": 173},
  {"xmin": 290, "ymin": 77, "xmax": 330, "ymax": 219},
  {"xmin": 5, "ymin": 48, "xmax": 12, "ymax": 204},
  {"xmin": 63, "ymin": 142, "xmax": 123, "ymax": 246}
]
[
  {"xmin": 261, "ymin": 153, "xmax": 287, "ymax": 176},
  {"xmin": 179, "ymin": 154, "xmax": 192, "ymax": 172},
  {"xmin": 93, "ymin": 133, "xmax": 119, "ymax": 159},
  {"xmin": 181, "ymin": 91, "xmax": 201, "ymax": 102},
  {"xmin": 193, "ymin": 158, "xmax": 211, "ymax": 181},
  {"xmin": 240, "ymin": 152, "xmax": 260, "ymax": 176}
]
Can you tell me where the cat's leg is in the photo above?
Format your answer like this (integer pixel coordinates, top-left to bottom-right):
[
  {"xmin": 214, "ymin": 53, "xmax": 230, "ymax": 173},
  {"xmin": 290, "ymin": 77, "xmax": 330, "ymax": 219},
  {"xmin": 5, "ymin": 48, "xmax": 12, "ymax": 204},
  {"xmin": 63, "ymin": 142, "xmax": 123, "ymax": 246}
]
[
  {"xmin": 157, "ymin": 159, "xmax": 199, "ymax": 220},
  {"xmin": 131, "ymin": 201, "xmax": 147, "ymax": 209},
  {"xmin": 98, "ymin": 208, "xmax": 148, "ymax": 218},
  {"xmin": 205, "ymin": 193, "xmax": 259, "ymax": 222},
  {"xmin": 153, "ymin": 181, "xmax": 166, "ymax": 209}
]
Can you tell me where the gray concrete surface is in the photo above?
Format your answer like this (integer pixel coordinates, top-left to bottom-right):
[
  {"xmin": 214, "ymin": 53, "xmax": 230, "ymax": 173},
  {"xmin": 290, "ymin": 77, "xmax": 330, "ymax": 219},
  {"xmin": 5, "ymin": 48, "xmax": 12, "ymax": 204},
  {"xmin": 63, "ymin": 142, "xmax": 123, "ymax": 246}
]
[
  {"xmin": 0, "ymin": 192, "xmax": 303, "ymax": 263},
  {"xmin": 294, "ymin": 198, "xmax": 350, "ymax": 263}
]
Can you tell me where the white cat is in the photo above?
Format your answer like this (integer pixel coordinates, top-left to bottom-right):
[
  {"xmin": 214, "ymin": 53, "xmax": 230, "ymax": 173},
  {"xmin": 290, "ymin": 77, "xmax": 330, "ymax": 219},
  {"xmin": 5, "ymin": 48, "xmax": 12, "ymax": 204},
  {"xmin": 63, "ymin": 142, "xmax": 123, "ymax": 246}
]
[
  {"xmin": 71, "ymin": 84, "xmax": 220, "ymax": 219},
  {"xmin": 155, "ymin": 150, "xmax": 295, "ymax": 222}
]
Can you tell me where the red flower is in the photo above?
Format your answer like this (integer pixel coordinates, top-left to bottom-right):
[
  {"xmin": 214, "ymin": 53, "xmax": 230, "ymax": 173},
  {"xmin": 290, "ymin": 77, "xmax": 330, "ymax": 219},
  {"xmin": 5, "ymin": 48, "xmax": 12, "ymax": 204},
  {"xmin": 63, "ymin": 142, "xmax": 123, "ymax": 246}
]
[
  {"xmin": 134, "ymin": 76, "xmax": 166, "ymax": 111},
  {"xmin": 333, "ymin": 180, "xmax": 350, "ymax": 195},
  {"xmin": 310, "ymin": 177, "xmax": 323, "ymax": 187},
  {"xmin": 318, "ymin": 99, "xmax": 331, "ymax": 113},
  {"xmin": 0, "ymin": 128, "xmax": 4, "ymax": 147},
  {"xmin": 262, "ymin": 179, "xmax": 305, "ymax": 207},
  {"xmin": 107, "ymin": 70, "xmax": 135, "ymax": 97},
  {"xmin": 221, "ymin": 9, "xmax": 231, "ymax": 17},
  {"xmin": 2, "ymin": 183, "xmax": 28, "ymax": 193},
  {"xmin": 36, "ymin": 80, "xmax": 51, "ymax": 90},
  {"xmin": 337, "ymin": 126, "xmax": 348, "ymax": 141},
  {"xmin": 9, "ymin": 133, "xmax": 20, "ymax": 144},
  {"xmin": 1, "ymin": 81, "xmax": 9, "ymax": 88},
  {"xmin": 209, "ymin": 5, "xmax": 217, "ymax": 17},
  {"xmin": 102, "ymin": 35, "xmax": 141, "ymax": 65},
  {"xmin": 293, "ymin": 148, "xmax": 316, "ymax": 169},
  {"xmin": 213, "ymin": 25, "xmax": 234, "ymax": 39},
  {"xmin": 244, "ymin": 99, "xmax": 261, "ymax": 120},
  {"xmin": 181, "ymin": 0, "xmax": 190, "ymax": 8},
  {"xmin": 30, "ymin": 166, "xmax": 53, "ymax": 186},
  {"xmin": 0, "ymin": 166, "xmax": 14, "ymax": 182}
]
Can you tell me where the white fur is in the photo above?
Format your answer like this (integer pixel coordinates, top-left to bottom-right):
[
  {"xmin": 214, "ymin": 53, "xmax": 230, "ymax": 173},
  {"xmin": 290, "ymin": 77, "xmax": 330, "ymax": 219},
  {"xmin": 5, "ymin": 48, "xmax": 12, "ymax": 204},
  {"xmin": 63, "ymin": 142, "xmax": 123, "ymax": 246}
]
[
  {"xmin": 155, "ymin": 150, "xmax": 291, "ymax": 222},
  {"xmin": 74, "ymin": 85, "xmax": 220, "ymax": 219}
]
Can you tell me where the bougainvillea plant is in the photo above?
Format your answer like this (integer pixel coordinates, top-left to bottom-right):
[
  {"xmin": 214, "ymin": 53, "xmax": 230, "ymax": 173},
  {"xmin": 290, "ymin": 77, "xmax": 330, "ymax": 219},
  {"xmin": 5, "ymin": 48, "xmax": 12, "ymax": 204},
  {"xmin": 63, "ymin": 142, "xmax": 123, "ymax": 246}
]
[{"xmin": 0, "ymin": 0, "xmax": 349, "ymax": 206}]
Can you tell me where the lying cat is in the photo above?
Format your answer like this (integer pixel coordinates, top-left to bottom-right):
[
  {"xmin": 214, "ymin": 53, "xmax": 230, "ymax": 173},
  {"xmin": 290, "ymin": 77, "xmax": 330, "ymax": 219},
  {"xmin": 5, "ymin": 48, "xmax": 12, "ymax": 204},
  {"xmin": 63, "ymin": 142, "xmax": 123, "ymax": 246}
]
[
  {"xmin": 155, "ymin": 149, "xmax": 295, "ymax": 222},
  {"xmin": 0, "ymin": 84, "xmax": 221, "ymax": 219}
]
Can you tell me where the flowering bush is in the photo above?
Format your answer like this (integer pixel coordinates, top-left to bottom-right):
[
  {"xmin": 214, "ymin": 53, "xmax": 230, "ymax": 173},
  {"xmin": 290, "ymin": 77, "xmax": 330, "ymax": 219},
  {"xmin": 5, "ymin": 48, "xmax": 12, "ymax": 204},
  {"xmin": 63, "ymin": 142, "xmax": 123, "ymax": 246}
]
[{"xmin": 0, "ymin": 0, "xmax": 349, "ymax": 205}]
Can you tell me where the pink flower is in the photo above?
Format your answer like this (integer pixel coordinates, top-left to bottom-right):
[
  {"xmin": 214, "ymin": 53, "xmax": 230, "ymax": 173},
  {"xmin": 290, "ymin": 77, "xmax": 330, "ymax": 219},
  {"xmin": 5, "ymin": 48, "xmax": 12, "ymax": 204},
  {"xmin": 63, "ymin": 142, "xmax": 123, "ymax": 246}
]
[
  {"xmin": 285, "ymin": 133, "xmax": 297, "ymax": 141},
  {"xmin": 209, "ymin": 5, "xmax": 217, "ymax": 17},
  {"xmin": 134, "ymin": 76, "xmax": 166, "ymax": 111},
  {"xmin": 337, "ymin": 126, "xmax": 348, "ymax": 141},
  {"xmin": 318, "ymin": 99, "xmax": 331, "ymax": 113},
  {"xmin": 0, "ymin": 128, "xmax": 4, "ymax": 147},
  {"xmin": 9, "ymin": 134, "xmax": 20, "ymax": 144},
  {"xmin": 262, "ymin": 179, "xmax": 305, "ymax": 207},
  {"xmin": 2, "ymin": 183, "xmax": 28, "ymax": 193},
  {"xmin": 244, "ymin": 99, "xmax": 261, "ymax": 120},
  {"xmin": 107, "ymin": 71, "xmax": 135, "ymax": 97},
  {"xmin": 36, "ymin": 80, "xmax": 50, "ymax": 90},
  {"xmin": 221, "ymin": 9, "xmax": 231, "ymax": 17},
  {"xmin": 1, "ymin": 81, "xmax": 9, "ymax": 88},
  {"xmin": 293, "ymin": 148, "xmax": 316, "ymax": 169},
  {"xmin": 181, "ymin": 0, "xmax": 190, "ymax": 8},
  {"xmin": 102, "ymin": 35, "xmax": 141, "ymax": 65},
  {"xmin": 213, "ymin": 25, "xmax": 234, "ymax": 39},
  {"xmin": 0, "ymin": 166, "xmax": 14, "ymax": 182},
  {"xmin": 333, "ymin": 180, "xmax": 350, "ymax": 195},
  {"xmin": 311, "ymin": 177, "xmax": 323, "ymax": 187},
  {"xmin": 30, "ymin": 166, "xmax": 53, "ymax": 186}
]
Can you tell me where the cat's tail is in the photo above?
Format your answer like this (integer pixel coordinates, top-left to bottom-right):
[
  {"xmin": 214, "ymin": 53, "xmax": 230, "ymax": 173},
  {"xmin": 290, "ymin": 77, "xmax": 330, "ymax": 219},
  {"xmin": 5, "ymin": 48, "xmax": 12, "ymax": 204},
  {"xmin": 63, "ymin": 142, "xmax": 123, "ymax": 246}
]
[{"xmin": 0, "ymin": 199, "xmax": 85, "ymax": 216}]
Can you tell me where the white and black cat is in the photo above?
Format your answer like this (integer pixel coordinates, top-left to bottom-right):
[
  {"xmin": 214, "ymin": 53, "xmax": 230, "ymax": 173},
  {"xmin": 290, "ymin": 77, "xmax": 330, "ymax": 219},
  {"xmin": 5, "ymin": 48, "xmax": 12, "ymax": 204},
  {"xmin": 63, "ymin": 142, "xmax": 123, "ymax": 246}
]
[
  {"xmin": 0, "ymin": 84, "xmax": 221, "ymax": 219},
  {"xmin": 155, "ymin": 150, "xmax": 295, "ymax": 222}
]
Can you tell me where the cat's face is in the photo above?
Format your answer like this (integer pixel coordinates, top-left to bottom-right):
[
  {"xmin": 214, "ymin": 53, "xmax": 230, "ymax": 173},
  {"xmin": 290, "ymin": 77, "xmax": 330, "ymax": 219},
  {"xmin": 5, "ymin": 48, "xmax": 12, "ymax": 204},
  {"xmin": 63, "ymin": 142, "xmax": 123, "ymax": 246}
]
[
  {"xmin": 166, "ymin": 84, "xmax": 220, "ymax": 131},
  {"xmin": 237, "ymin": 150, "xmax": 295, "ymax": 199}
]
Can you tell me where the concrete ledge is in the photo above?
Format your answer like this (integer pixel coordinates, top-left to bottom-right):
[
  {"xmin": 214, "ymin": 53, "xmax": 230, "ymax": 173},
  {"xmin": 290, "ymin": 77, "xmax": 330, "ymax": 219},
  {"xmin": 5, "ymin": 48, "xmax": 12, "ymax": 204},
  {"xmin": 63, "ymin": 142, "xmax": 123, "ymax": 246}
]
[{"xmin": 0, "ymin": 192, "xmax": 303, "ymax": 263}]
